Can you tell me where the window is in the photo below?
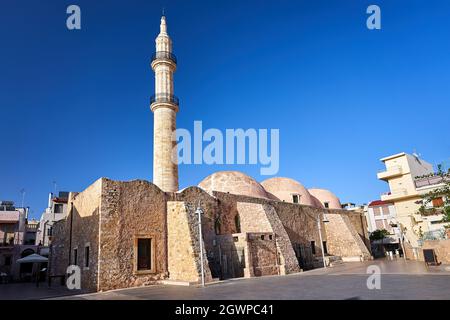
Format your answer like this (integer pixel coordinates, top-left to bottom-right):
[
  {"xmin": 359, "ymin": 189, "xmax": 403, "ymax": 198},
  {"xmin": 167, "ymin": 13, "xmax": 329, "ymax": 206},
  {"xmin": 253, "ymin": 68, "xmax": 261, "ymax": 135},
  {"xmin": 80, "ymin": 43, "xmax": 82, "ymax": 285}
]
[
  {"xmin": 322, "ymin": 241, "xmax": 328, "ymax": 255},
  {"xmin": 84, "ymin": 246, "xmax": 90, "ymax": 268},
  {"xmin": 311, "ymin": 241, "xmax": 316, "ymax": 255},
  {"xmin": 373, "ymin": 207, "xmax": 381, "ymax": 216},
  {"xmin": 235, "ymin": 214, "xmax": 241, "ymax": 233},
  {"xmin": 73, "ymin": 248, "xmax": 78, "ymax": 265},
  {"xmin": 292, "ymin": 194, "xmax": 299, "ymax": 204},
  {"xmin": 54, "ymin": 204, "xmax": 64, "ymax": 214},
  {"xmin": 137, "ymin": 238, "xmax": 152, "ymax": 271},
  {"xmin": 261, "ymin": 235, "xmax": 265, "ymax": 240},
  {"xmin": 4, "ymin": 256, "xmax": 11, "ymax": 266},
  {"xmin": 324, "ymin": 202, "xmax": 329, "ymax": 209}
]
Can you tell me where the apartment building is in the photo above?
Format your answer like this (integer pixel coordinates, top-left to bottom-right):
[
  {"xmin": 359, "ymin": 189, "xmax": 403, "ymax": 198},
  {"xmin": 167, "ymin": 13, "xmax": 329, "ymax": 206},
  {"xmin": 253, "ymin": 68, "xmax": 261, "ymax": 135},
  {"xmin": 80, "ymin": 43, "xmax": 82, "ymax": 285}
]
[{"xmin": 377, "ymin": 152, "xmax": 448, "ymax": 247}]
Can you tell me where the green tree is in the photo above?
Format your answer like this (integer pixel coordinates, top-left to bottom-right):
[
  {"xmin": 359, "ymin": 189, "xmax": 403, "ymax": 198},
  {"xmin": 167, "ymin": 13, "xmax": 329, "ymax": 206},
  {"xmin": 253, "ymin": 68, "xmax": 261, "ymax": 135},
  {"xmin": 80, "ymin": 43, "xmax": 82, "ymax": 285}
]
[
  {"xmin": 370, "ymin": 229, "xmax": 390, "ymax": 241},
  {"xmin": 416, "ymin": 165, "xmax": 450, "ymax": 227}
]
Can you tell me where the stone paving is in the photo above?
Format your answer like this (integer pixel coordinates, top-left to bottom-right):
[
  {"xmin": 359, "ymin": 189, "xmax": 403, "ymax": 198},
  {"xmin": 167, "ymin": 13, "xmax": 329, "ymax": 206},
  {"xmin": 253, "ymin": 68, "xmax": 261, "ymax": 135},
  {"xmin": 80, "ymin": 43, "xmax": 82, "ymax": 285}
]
[{"xmin": 55, "ymin": 260, "xmax": 450, "ymax": 300}]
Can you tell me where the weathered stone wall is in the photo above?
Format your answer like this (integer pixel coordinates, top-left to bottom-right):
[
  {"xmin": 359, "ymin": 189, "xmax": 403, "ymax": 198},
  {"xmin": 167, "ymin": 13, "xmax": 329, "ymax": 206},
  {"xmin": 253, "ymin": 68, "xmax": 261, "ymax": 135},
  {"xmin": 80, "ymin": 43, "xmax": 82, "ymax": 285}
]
[
  {"xmin": 167, "ymin": 201, "xmax": 212, "ymax": 283},
  {"xmin": 345, "ymin": 211, "xmax": 371, "ymax": 251},
  {"xmin": 247, "ymin": 233, "xmax": 279, "ymax": 276},
  {"xmin": 216, "ymin": 233, "xmax": 248, "ymax": 278},
  {"xmin": 236, "ymin": 202, "xmax": 300, "ymax": 274},
  {"xmin": 270, "ymin": 201, "xmax": 327, "ymax": 258},
  {"xmin": 419, "ymin": 240, "xmax": 450, "ymax": 264},
  {"xmin": 170, "ymin": 187, "xmax": 219, "ymax": 264},
  {"xmin": 324, "ymin": 213, "xmax": 371, "ymax": 261},
  {"xmin": 50, "ymin": 216, "xmax": 70, "ymax": 278},
  {"xmin": 98, "ymin": 179, "xmax": 168, "ymax": 291},
  {"xmin": 51, "ymin": 179, "xmax": 102, "ymax": 292}
]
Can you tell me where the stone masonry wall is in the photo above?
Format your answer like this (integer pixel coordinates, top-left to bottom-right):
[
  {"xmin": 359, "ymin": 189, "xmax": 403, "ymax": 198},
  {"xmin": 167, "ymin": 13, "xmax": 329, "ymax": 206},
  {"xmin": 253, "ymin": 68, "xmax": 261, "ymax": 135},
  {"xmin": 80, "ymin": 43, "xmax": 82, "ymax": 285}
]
[
  {"xmin": 236, "ymin": 202, "xmax": 300, "ymax": 274},
  {"xmin": 247, "ymin": 233, "xmax": 279, "ymax": 276},
  {"xmin": 421, "ymin": 240, "xmax": 450, "ymax": 264},
  {"xmin": 97, "ymin": 179, "xmax": 168, "ymax": 291},
  {"xmin": 167, "ymin": 201, "xmax": 212, "ymax": 283},
  {"xmin": 50, "ymin": 178, "xmax": 102, "ymax": 292},
  {"xmin": 324, "ymin": 213, "xmax": 371, "ymax": 261}
]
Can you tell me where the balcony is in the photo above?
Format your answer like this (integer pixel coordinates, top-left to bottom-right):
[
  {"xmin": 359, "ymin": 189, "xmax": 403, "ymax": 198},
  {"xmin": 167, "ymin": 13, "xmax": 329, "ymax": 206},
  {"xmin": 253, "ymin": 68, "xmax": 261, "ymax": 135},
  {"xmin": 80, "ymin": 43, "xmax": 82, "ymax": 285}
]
[
  {"xmin": 414, "ymin": 174, "xmax": 448, "ymax": 189},
  {"xmin": 150, "ymin": 93, "xmax": 179, "ymax": 106},
  {"xmin": 377, "ymin": 165, "xmax": 403, "ymax": 181},
  {"xmin": 381, "ymin": 188, "xmax": 408, "ymax": 201},
  {"xmin": 151, "ymin": 51, "xmax": 177, "ymax": 64}
]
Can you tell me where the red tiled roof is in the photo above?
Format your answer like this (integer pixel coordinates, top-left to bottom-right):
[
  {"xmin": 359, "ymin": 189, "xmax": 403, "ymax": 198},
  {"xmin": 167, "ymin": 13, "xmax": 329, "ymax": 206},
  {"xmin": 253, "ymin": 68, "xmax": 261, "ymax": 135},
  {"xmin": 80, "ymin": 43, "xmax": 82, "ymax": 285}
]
[{"xmin": 368, "ymin": 200, "xmax": 393, "ymax": 207}]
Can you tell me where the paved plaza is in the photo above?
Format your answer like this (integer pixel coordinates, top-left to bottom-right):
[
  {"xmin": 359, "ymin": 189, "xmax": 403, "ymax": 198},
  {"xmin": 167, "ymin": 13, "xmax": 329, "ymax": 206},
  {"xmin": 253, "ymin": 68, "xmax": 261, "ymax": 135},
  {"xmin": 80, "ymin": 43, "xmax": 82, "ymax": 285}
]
[
  {"xmin": 1, "ymin": 260, "xmax": 449, "ymax": 300},
  {"xmin": 60, "ymin": 260, "xmax": 450, "ymax": 300}
]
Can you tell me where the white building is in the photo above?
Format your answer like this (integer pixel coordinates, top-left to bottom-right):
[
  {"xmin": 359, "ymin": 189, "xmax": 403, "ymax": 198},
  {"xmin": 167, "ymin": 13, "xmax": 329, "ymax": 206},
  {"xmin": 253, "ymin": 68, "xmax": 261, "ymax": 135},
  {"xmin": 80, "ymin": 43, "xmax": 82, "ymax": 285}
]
[{"xmin": 36, "ymin": 192, "xmax": 69, "ymax": 247}]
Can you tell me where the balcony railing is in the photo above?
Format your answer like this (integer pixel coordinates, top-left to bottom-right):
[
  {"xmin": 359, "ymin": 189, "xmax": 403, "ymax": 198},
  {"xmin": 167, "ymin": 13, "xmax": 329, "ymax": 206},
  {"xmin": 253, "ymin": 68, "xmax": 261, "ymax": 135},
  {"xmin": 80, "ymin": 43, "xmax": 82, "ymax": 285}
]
[
  {"xmin": 414, "ymin": 174, "xmax": 448, "ymax": 188},
  {"xmin": 151, "ymin": 51, "xmax": 177, "ymax": 64},
  {"xmin": 150, "ymin": 93, "xmax": 179, "ymax": 106},
  {"xmin": 377, "ymin": 165, "xmax": 403, "ymax": 180}
]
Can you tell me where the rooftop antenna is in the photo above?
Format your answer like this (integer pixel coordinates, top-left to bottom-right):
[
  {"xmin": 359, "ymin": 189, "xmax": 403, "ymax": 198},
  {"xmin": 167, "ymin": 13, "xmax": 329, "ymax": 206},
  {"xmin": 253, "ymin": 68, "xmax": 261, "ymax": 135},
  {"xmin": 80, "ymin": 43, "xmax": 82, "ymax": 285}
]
[
  {"xmin": 20, "ymin": 188, "xmax": 26, "ymax": 208},
  {"xmin": 53, "ymin": 180, "xmax": 57, "ymax": 195},
  {"xmin": 412, "ymin": 149, "xmax": 422, "ymax": 164}
]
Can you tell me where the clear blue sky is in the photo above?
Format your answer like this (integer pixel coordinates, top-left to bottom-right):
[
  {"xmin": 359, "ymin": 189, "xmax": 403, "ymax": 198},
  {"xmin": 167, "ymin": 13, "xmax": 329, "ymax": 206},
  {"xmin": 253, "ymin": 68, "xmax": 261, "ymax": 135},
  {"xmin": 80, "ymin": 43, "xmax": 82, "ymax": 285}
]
[{"xmin": 1, "ymin": 0, "xmax": 449, "ymax": 219}]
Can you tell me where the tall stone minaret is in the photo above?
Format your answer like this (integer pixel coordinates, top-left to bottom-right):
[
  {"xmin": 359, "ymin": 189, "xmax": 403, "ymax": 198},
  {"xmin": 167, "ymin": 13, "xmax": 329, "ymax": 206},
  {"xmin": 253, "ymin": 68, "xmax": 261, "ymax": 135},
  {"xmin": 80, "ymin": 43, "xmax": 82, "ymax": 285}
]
[{"xmin": 150, "ymin": 16, "xmax": 179, "ymax": 192}]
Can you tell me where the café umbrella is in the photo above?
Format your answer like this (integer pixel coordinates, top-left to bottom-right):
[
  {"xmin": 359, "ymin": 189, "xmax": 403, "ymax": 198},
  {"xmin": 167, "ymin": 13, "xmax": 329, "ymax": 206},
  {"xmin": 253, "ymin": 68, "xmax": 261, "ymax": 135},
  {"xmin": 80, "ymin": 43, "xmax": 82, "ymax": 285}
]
[
  {"xmin": 16, "ymin": 254, "xmax": 48, "ymax": 264},
  {"xmin": 16, "ymin": 254, "xmax": 48, "ymax": 286}
]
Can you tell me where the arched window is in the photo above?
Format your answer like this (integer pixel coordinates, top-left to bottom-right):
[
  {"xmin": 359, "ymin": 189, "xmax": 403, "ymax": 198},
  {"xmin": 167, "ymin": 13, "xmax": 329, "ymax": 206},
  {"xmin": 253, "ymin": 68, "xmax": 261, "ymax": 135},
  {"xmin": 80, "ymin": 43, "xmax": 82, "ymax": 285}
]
[{"xmin": 235, "ymin": 214, "xmax": 241, "ymax": 233}]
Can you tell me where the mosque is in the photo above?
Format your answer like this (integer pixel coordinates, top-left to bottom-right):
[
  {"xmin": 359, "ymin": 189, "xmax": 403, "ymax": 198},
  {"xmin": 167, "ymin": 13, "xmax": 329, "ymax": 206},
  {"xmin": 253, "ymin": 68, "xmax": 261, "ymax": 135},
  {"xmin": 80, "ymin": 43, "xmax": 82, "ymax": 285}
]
[{"xmin": 51, "ymin": 16, "xmax": 371, "ymax": 292}]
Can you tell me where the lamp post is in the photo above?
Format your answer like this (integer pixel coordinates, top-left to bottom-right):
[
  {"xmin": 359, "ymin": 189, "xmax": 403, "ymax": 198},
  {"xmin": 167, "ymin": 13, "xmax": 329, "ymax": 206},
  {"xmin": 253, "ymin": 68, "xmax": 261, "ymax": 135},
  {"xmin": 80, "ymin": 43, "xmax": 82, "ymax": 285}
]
[
  {"xmin": 195, "ymin": 205, "xmax": 205, "ymax": 287},
  {"xmin": 317, "ymin": 213, "xmax": 329, "ymax": 269}
]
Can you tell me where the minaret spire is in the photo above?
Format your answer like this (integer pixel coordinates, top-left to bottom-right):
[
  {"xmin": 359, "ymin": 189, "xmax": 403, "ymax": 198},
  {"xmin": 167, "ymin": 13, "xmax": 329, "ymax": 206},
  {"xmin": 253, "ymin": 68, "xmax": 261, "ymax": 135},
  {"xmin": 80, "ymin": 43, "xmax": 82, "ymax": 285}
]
[
  {"xmin": 150, "ymin": 16, "xmax": 179, "ymax": 192},
  {"xmin": 159, "ymin": 15, "xmax": 167, "ymax": 35}
]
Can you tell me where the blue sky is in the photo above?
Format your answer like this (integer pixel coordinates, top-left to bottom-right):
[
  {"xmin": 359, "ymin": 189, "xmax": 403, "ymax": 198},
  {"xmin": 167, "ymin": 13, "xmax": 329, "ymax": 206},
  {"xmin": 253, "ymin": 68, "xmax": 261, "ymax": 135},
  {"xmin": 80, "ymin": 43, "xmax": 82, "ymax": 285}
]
[{"xmin": 1, "ymin": 0, "xmax": 449, "ymax": 219}]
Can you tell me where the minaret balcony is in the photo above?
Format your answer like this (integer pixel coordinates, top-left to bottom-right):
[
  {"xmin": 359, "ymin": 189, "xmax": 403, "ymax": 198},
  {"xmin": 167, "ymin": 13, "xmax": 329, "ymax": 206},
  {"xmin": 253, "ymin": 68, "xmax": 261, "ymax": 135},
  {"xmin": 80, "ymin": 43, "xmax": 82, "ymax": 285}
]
[
  {"xmin": 151, "ymin": 51, "xmax": 177, "ymax": 64},
  {"xmin": 150, "ymin": 93, "xmax": 179, "ymax": 106}
]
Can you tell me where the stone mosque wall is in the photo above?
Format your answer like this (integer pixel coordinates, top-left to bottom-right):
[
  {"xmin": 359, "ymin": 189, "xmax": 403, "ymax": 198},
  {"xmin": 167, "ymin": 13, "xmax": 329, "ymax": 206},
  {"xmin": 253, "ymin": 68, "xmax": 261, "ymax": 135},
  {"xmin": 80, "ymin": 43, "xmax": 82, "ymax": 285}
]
[{"xmin": 51, "ymin": 178, "xmax": 371, "ymax": 292}]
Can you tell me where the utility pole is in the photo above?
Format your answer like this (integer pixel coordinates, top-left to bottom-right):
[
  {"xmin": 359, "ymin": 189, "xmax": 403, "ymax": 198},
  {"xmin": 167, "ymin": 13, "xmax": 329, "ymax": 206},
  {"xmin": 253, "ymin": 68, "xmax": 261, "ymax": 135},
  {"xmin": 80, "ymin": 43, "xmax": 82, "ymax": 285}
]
[
  {"xmin": 195, "ymin": 204, "xmax": 205, "ymax": 287},
  {"xmin": 20, "ymin": 188, "xmax": 26, "ymax": 208},
  {"xmin": 317, "ymin": 217, "xmax": 327, "ymax": 269}
]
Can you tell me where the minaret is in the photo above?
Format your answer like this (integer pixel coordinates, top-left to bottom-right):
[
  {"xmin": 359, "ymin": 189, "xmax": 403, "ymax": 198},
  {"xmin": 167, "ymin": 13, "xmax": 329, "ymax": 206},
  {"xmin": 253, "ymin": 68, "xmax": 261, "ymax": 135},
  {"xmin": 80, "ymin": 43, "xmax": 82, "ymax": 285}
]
[{"xmin": 150, "ymin": 16, "xmax": 179, "ymax": 192}]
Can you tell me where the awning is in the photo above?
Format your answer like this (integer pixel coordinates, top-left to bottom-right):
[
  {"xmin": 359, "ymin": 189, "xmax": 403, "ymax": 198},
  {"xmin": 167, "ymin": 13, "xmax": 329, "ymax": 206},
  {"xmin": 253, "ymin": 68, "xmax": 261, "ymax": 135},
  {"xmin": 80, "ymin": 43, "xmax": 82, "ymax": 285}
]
[{"xmin": 16, "ymin": 254, "xmax": 48, "ymax": 264}]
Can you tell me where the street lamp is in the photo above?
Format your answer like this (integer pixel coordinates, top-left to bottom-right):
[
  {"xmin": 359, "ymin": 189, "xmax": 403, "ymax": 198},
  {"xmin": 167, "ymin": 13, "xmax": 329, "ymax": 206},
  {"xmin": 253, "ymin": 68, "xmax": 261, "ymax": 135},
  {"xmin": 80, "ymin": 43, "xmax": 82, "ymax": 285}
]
[
  {"xmin": 317, "ymin": 213, "xmax": 329, "ymax": 269},
  {"xmin": 195, "ymin": 205, "xmax": 205, "ymax": 287}
]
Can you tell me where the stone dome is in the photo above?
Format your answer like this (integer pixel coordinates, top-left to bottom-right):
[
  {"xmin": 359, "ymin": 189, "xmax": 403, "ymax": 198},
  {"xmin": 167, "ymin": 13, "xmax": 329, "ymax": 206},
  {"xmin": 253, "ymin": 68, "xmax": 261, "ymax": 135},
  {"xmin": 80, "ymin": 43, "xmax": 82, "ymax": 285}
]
[
  {"xmin": 308, "ymin": 188, "xmax": 341, "ymax": 209},
  {"xmin": 198, "ymin": 171, "xmax": 269, "ymax": 199},
  {"xmin": 261, "ymin": 177, "xmax": 314, "ymax": 206},
  {"xmin": 310, "ymin": 195, "xmax": 325, "ymax": 209}
]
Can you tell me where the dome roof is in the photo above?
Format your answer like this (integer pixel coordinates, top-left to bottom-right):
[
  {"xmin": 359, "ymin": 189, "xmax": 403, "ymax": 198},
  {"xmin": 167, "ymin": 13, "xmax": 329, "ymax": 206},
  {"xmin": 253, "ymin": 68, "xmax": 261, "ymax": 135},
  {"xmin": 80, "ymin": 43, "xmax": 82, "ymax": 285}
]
[
  {"xmin": 198, "ymin": 171, "xmax": 269, "ymax": 199},
  {"xmin": 261, "ymin": 177, "xmax": 314, "ymax": 206},
  {"xmin": 308, "ymin": 188, "xmax": 341, "ymax": 209},
  {"xmin": 310, "ymin": 195, "xmax": 325, "ymax": 208}
]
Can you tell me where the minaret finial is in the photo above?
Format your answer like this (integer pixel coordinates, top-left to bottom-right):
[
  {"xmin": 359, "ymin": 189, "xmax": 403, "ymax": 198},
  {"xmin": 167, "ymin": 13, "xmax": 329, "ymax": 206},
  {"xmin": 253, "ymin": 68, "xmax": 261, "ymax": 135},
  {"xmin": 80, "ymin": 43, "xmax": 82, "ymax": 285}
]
[
  {"xmin": 162, "ymin": 7, "xmax": 165, "ymax": 16},
  {"xmin": 160, "ymin": 13, "xmax": 167, "ymax": 35}
]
